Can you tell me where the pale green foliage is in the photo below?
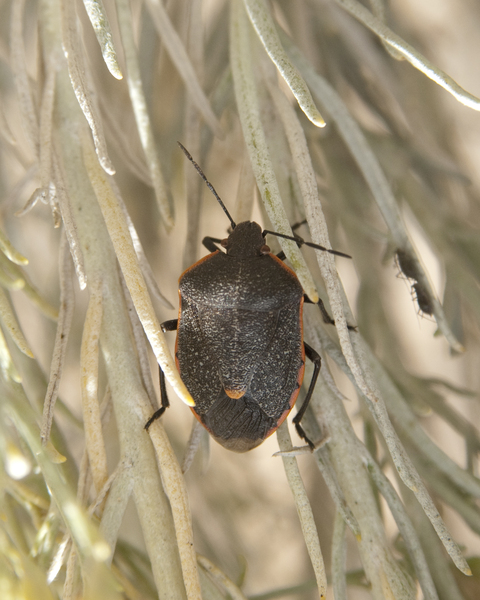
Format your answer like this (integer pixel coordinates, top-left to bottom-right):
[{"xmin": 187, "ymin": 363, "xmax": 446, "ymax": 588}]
[{"xmin": 1, "ymin": 1, "xmax": 480, "ymax": 599}]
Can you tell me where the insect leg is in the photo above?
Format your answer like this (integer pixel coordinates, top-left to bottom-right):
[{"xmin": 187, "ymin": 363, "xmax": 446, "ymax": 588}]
[
  {"xmin": 303, "ymin": 294, "xmax": 334, "ymax": 325},
  {"xmin": 202, "ymin": 236, "xmax": 225, "ymax": 253},
  {"xmin": 162, "ymin": 319, "xmax": 178, "ymax": 332},
  {"xmin": 275, "ymin": 241, "xmax": 356, "ymax": 330},
  {"xmin": 292, "ymin": 342, "xmax": 321, "ymax": 451},
  {"xmin": 303, "ymin": 295, "xmax": 357, "ymax": 332},
  {"xmin": 145, "ymin": 319, "xmax": 178, "ymax": 431},
  {"xmin": 291, "ymin": 219, "xmax": 307, "ymax": 231},
  {"xmin": 273, "ymin": 221, "xmax": 306, "ymax": 261},
  {"xmin": 144, "ymin": 367, "xmax": 170, "ymax": 431},
  {"xmin": 274, "ymin": 252, "xmax": 336, "ymax": 326}
]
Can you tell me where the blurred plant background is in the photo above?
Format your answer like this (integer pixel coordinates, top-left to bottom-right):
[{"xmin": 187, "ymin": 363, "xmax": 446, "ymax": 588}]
[{"xmin": 1, "ymin": 0, "xmax": 480, "ymax": 598}]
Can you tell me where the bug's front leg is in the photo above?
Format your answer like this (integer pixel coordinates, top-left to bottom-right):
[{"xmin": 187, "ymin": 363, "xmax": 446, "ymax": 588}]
[{"xmin": 202, "ymin": 236, "xmax": 225, "ymax": 253}]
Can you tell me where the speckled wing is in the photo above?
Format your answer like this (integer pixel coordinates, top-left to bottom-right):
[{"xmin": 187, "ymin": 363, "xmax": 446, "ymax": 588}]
[{"xmin": 176, "ymin": 251, "xmax": 305, "ymax": 451}]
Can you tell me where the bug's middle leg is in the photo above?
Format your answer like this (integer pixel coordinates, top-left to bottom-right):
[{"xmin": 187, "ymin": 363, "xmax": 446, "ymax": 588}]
[
  {"xmin": 145, "ymin": 319, "xmax": 178, "ymax": 431},
  {"xmin": 275, "ymin": 237, "xmax": 356, "ymax": 331},
  {"xmin": 302, "ymin": 295, "xmax": 357, "ymax": 332},
  {"xmin": 275, "ymin": 242, "xmax": 336, "ymax": 325},
  {"xmin": 302, "ymin": 294, "xmax": 335, "ymax": 326}
]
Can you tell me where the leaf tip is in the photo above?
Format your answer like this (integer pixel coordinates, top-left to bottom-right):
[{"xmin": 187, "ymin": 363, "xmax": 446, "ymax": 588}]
[{"xmin": 311, "ymin": 112, "xmax": 326, "ymax": 128}]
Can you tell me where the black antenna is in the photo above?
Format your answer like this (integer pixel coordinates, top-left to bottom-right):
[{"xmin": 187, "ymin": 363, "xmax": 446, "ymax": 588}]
[
  {"xmin": 262, "ymin": 229, "xmax": 351, "ymax": 259},
  {"xmin": 178, "ymin": 142, "xmax": 236, "ymax": 229}
]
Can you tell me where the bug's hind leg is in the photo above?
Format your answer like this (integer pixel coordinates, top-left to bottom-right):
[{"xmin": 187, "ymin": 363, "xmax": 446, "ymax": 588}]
[
  {"xmin": 145, "ymin": 320, "xmax": 178, "ymax": 431},
  {"xmin": 292, "ymin": 342, "xmax": 321, "ymax": 451}
]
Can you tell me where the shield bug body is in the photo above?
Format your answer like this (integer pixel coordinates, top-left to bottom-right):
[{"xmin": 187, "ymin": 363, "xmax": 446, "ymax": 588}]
[
  {"xmin": 174, "ymin": 221, "xmax": 307, "ymax": 452},
  {"xmin": 145, "ymin": 143, "xmax": 351, "ymax": 452}
]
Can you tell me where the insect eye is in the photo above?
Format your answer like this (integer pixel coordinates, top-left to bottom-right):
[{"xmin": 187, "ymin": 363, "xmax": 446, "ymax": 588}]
[
  {"xmin": 260, "ymin": 244, "xmax": 270, "ymax": 255},
  {"xmin": 220, "ymin": 238, "xmax": 228, "ymax": 248}
]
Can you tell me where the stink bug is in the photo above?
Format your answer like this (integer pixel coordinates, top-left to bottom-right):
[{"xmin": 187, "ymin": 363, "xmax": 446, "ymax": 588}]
[
  {"xmin": 145, "ymin": 143, "xmax": 352, "ymax": 452},
  {"xmin": 395, "ymin": 248, "xmax": 434, "ymax": 316},
  {"xmin": 412, "ymin": 282, "xmax": 434, "ymax": 316},
  {"xmin": 396, "ymin": 249, "xmax": 420, "ymax": 281}
]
